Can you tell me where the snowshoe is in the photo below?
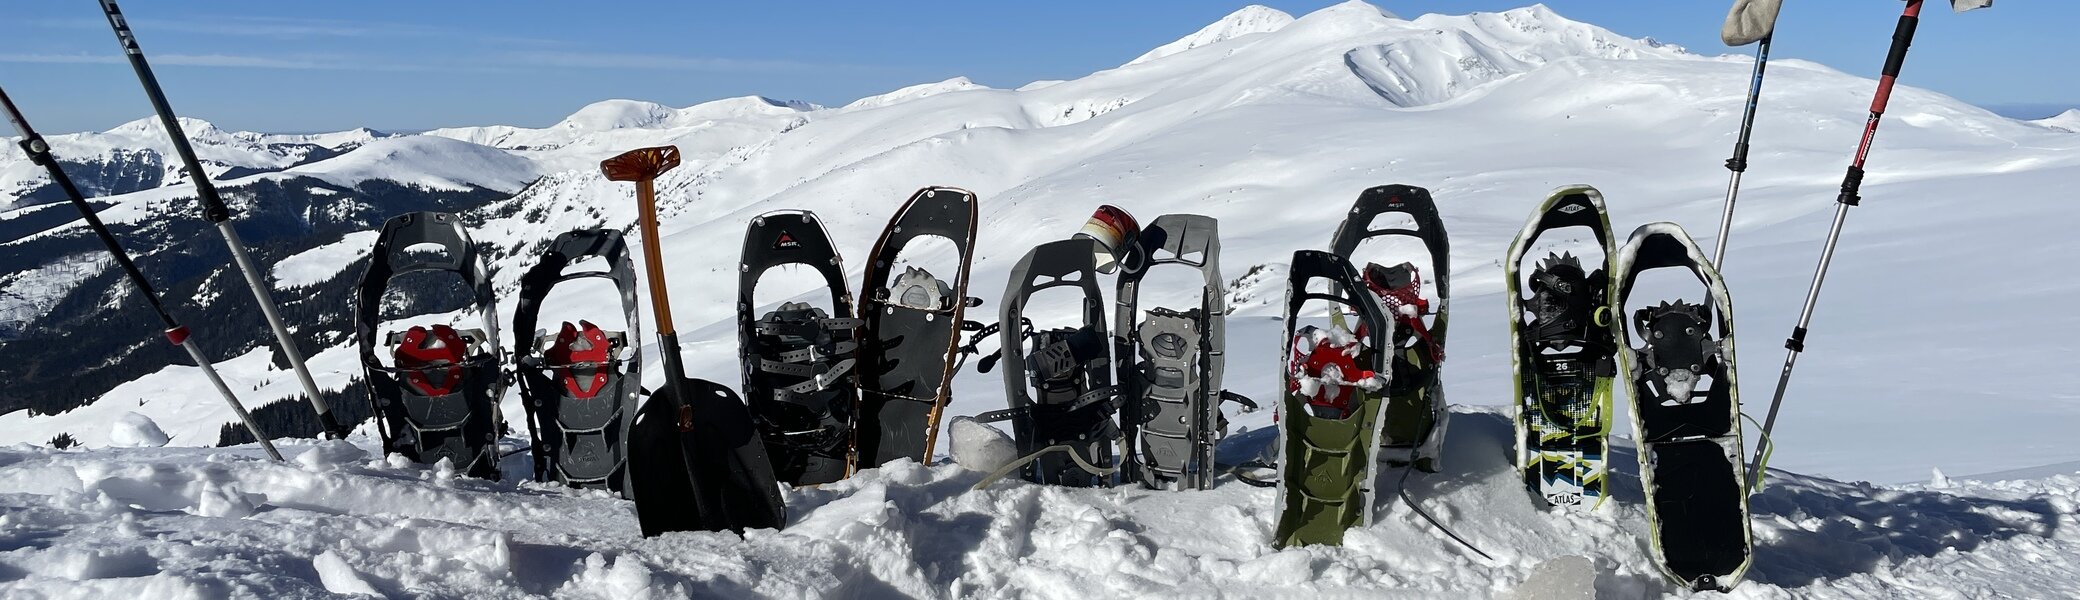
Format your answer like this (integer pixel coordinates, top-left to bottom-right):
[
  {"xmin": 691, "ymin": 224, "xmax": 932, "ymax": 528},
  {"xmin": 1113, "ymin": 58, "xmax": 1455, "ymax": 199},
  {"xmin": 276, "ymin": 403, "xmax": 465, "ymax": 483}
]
[
  {"xmin": 1615, "ymin": 222, "xmax": 1753, "ymax": 591},
  {"xmin": 355, "ymin": 211, "xmax": 506, "ymax": 479},
  {"xmin": 739, "ymin": 209, "xmax": 860, "ymax": 486},
  {"xmin": 1330, "ymin": 185, "xmax": 1450, "ymax": 473},
  {"xmin": 979, "ymin": 237, "xmax": 1121, "ymax": 487},
  {"xmin": 1114, "ymin": 213, "xmax": 1249, "ymax": 490},
  {"xmin": 1273, "ymin": 249, "xmax": 1392, "ymax": 548},
  {"xmin": 1505, "ymin": 186, "xmax": 1619, "ymax": 509},
  {"xmin": 513, "ymin": 229, "xmax": 643, "ymax": 493},
  {"xmin": 854, "ymin": 187, "xmax": 979, "ymax": 470}
]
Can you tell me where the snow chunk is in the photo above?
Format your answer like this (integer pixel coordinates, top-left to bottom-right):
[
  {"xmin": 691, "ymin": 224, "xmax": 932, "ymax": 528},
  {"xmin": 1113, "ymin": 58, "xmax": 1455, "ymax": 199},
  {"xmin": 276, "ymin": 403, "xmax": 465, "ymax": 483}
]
[
  {"xmin": 1508, "ymin": 555, "xmax": 1597, "ymax": 599},
  {"xmin": 295, "ymin": 439, "xmax": 371, "ymax": 472},
  {"xmin": 947, "ymin": 416, "xmax": 1016, "ymax": 473},
  {"xmin": 1127, "ymin": 5, "xmax": 1296, "ymax": 66},
  {"xmin": 107, "ymin": 412, "xmax": 170, "ymax": 448},
  {"xmin": 554, "ymin": 553, "xmax": 662, "ymax": 600},
  {"xmin": 313, "ymin": 550, "xmax": 383, "ymax": 596}
]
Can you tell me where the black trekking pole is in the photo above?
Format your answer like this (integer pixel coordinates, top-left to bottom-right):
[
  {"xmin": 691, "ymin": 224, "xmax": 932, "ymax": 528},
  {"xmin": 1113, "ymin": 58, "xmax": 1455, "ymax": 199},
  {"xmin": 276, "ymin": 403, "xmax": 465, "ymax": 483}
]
[
  {"xmin": 97, "ymin": 0, "xmax": 342, "ymax": 438},
  {"xmin": 2, "ymin": 87, "xmax": 282, "ymax": 461},
  {"xmin": 1711, "ymin": 0, "xmax": 1785, "ymax": 267},
  {"xmin": 1711, "ymin": 38, "xmax": 1773, "ymax": 267},
  {"xmin": 1747, "ymin": 0, "xmax": 1925, "ymax": 483}
]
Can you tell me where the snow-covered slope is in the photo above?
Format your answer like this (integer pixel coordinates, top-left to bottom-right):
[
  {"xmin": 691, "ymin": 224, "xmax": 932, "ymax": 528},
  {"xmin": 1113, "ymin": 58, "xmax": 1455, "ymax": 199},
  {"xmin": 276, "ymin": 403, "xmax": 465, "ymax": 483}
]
[
  {"xmin": 0, "ymin": 117, "xmax": 392, "ymax": 210},
  {"xmin": 2036, "ymin": 108, "xmax": 2080, "ymax": 132},
  {"xmin": 1126, "ymin": 4, "xmax": 1297, "ymax": 66}
]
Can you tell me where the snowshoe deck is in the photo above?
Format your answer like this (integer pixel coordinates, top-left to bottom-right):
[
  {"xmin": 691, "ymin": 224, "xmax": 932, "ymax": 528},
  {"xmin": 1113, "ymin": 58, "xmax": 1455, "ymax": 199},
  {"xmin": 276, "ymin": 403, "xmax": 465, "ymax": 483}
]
[
  {"xmin": 855, "ymin": 187, "xmax": 978, "ymax": 469},
  {"xmin": 1274, "ymin": 250, "xmax": 1392, "ymax": 548},
  {"xmin": 1331, "ymin": 185, "xmax": 1450, "ymax": 472},
  {"xmin": 738, "ymin": 211, "xmax": 860, "ymax": 486},
  {"xmin": 987, "ymin": 237, "xmax": 1120, "ymax": 487},
  {"xmin": 355, "ymin": 211, "xmax": 506, "ymax": 479},
  {"xmin": 513, "ymin": 229, "xmax": 642, "ymax": 493},
  {"xmin": 1615, "ymin": 222, "xmax": 1753, "ymax": 591},
  {"xmin": 1505, "ymin": 186, "xmax": 1619, "ymax": 509}
]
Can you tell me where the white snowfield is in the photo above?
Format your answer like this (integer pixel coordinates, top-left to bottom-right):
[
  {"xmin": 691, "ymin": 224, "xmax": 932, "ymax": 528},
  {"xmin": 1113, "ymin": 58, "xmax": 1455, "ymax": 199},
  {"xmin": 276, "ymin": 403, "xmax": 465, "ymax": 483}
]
[{"xmin": 2, "ymin": 2, "xmax": 2078, "ymax": 596}]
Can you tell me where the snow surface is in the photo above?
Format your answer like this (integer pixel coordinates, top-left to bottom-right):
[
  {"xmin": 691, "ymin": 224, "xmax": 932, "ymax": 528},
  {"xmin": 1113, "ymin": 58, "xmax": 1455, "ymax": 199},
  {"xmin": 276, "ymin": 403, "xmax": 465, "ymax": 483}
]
[
  {"xmin": 4, "ymin": 2, "xmax": 2080, "ymax": 594},
  {"xmin": 271, "ymin": 231, "xmax": 381, "ymax": 290},
  {"xmin": 1, "ymin": 410, "xmax": 2076, "ymax": 597}
]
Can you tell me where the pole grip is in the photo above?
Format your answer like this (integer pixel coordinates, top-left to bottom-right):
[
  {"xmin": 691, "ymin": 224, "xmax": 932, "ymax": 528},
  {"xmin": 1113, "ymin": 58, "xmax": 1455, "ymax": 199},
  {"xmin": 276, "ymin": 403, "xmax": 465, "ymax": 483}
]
[{"xmin": 1871, "ymin": 2, "xmax": 1921, "ymax": 114}]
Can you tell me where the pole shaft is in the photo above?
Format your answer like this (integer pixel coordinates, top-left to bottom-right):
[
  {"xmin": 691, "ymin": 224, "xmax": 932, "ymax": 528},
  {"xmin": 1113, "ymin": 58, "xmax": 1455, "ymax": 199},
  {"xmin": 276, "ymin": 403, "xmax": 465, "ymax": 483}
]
[
  {"xmin": 633, "ymin": 180, "xmax": 677, "ymax": 335},
  {"xmin": 1712, "ymin": 37, "xmax": 1772, "ymax": 267},
  {"xmin": 99, "ymin": 0, "xmax": 338, "ymax": 436},
  {"xmin": 1747, "ymin": 0, "xmax": 1922, "ymax": 483},
  {"xmin": 179, "ymin": 339, "xmax": 283, "ymax": 461}
]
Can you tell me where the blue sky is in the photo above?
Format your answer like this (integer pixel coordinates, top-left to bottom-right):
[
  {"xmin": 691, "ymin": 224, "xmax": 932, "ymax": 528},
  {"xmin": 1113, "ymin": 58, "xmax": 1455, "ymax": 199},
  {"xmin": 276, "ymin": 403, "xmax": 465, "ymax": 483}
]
[{"xmin": 0, "ymin": 1, "xmax": 2069, "ymax": 134}]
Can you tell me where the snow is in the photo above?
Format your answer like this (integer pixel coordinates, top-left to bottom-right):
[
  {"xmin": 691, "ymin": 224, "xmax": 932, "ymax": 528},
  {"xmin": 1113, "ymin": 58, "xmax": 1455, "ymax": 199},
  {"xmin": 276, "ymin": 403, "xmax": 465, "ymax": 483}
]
[
  {"xmin": 1126, "ymin": 5, "xmax": 1298, "ymax": 66},
  {"xmin": 105, "ymin": 412, "xmax": 169, "ymax": 448},
  {"xmin": 842, "ymin": 78, "xmax": 990, "ymax": 111},
  {"xmin": 282, "ymin": 136, "xmax": 542, "ymax": 194},
  {"xmin": 270, "ymin": 230, "xmax": 380, "ymax": 290},
  {"xmin": 945, "ymin": 416, "xmax": 1016, "ymax": 473},
  {"xmin": 0, "ymin": 410, "xmax": 2075, "ymax": 597},
  {"xmin": 3, "ymin": 1, "xmax": 2079, "ymax": 594},
  {"xmin": 2035, "ymin": 108, "xmax": 2080, "ymax": 132}
]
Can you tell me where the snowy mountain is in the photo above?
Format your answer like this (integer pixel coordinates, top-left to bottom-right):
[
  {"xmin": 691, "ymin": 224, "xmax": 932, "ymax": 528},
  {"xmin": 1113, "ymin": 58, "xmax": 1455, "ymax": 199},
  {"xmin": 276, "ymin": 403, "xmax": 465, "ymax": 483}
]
[
  {"xmin": 2036, "ymin": 108, "xmax": 2080, "ymax": 132},
  {"xmin": 0, "ymin": 117, "xmax": 393, "ymax": 212},
  {"xmin": 1125, "ymin": 4, "xmax": 1298, "ymax": 66},
  {"xmin": 1, "ymin": 2, "xmax": 2077, "ymax": 594}
]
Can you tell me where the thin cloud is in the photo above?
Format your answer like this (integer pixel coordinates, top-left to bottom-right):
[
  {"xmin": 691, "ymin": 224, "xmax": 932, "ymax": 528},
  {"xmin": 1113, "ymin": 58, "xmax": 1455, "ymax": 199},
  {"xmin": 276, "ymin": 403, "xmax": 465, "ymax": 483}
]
[
  {"xmin": 504, "ymin": 51, "xmax": 865, "ymax": 73},
  {"xmin": 28, "ymin": 15, "xmax": 562, "ymax": 46},
  {"xmin": 0, "ymin": 52, "xmax": 440, "ymax": 72}
]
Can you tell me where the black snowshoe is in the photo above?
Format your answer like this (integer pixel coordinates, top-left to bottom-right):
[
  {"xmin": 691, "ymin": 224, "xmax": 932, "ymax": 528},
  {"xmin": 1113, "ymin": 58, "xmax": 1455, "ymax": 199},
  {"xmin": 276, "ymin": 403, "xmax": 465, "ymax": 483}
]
[
  {"xmin": 738, "ymin": 210, "xmax": 861, "ymax": 486},
  {"xmin": 1614, "ymin": 222, "xmax": 1752, "ymax": 591},
  {"xmin": 512, "ymin": 229, "xmax": 643, "ymax": 492},
  {"xmin": 854, "ymin": 187, "xmax": 980, "ymax": 469},
  {"xmin": 355, "ymin": 211, "xmax": 506, "ymax": 479},
  {"xmin": 1330, "ymin": 184, "xmax": 1451, "ymax": 472}
]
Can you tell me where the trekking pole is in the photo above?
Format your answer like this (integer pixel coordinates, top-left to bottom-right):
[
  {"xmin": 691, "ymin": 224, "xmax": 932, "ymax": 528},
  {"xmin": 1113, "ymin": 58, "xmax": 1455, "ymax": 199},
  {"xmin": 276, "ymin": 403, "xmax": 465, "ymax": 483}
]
[
  {"xmin": 97, "ymin": 1, "xmax": 341, "ymax": 437},
  {"xmin": 1748, "ymin": 0, "xmax": 1924, "ymax": 483},
  {"xmin": 1711, "ymin": 36, "xmax": 1772, "ymax": 267},
  {"xmin": 2, "ymin": 87, "xmax": 282, "ymax": 461}
]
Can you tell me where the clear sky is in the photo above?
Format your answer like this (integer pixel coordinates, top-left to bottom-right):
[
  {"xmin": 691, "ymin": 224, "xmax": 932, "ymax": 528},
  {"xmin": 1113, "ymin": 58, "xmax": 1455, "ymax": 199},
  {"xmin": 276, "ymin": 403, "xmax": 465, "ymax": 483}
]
[{"xmin": 0, "ymin": 1, "xmax": 2069, "ymax": 134}]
